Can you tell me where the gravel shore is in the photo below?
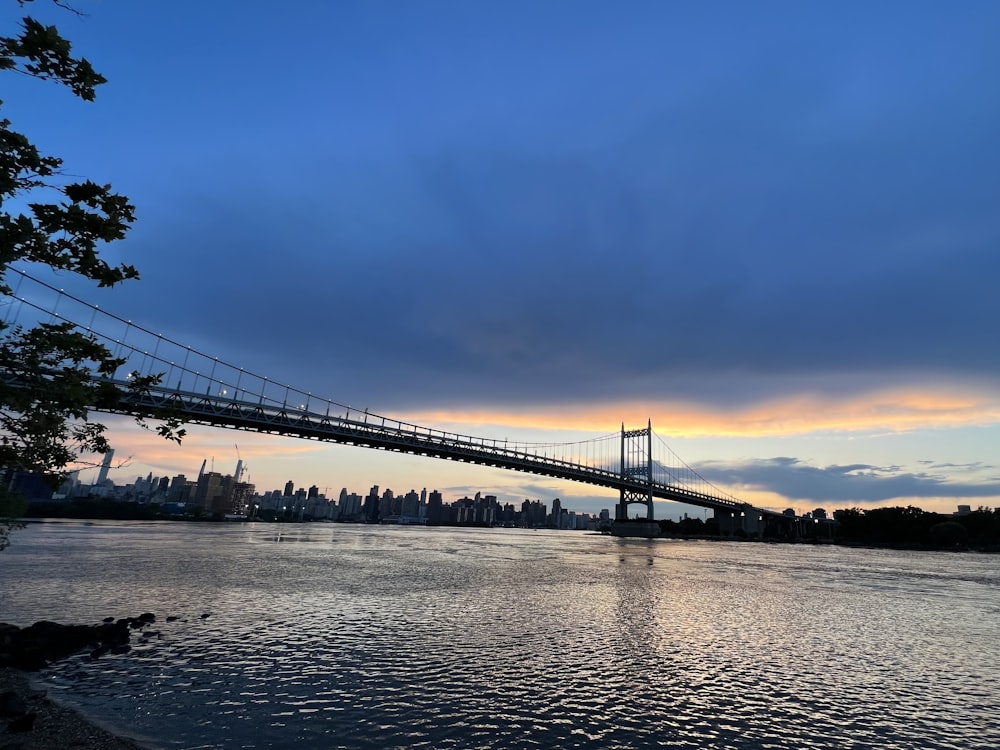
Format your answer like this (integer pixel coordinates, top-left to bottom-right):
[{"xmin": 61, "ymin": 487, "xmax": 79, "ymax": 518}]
[{"xmin": 0, "ymin": 668, "xmax": 146, "ymax": 750}]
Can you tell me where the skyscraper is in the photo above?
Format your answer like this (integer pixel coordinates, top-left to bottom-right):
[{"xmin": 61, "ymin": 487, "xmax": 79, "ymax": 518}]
[
  {"xmin": 96, "ymin": 448, "xmax": 114, "ymax": 485},
  {"xmin": 427, "ymin": 490, "xmax": 443, "ymax": 525}
]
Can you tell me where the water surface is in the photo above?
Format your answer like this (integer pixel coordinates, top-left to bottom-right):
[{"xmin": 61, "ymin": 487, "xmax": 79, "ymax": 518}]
[{"xmin": 1, "ymin": 521, "xmax": 996, "ymax": 749}]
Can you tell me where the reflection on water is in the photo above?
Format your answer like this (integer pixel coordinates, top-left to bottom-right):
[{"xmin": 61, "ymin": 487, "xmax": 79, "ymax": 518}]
[{"xmin": 1, "ymin": 521, "xmax": 998, "ymax": 749}]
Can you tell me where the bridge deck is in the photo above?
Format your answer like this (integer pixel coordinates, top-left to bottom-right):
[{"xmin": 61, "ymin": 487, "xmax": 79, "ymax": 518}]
[{"xmin": 106, "ymin": 382, "xmax": 752, "ymax": 513}]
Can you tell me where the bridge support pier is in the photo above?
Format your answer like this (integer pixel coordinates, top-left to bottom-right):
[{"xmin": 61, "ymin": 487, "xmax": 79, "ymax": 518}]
[
  {"xmin": 612, "ymin": 422, "xmax": 660, "ymax": 537},
  {"xmin": 714, "ymin": 504, "xmax": 765, "ymax": 539}
]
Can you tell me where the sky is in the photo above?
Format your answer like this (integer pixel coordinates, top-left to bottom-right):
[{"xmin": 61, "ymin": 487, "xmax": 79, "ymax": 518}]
[{"xmin": 5, "ymin": 1, "xmax": 999, "ymax": 518}]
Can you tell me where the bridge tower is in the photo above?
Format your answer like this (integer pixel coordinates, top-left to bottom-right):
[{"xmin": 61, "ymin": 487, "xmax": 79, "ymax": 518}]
[{"xmin": 617, "ymin": 420, "xmax": 654, "ymax": 521}]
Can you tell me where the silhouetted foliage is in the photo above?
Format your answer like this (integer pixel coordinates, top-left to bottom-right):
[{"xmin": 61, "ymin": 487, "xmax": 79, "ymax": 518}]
[
  {"xmin": 833, "ymin": 505, "xmax": 1000, "ymax": 550},
  {"xmin": 658, "ymin": 516, "xmax": 719, "ymax": 538},
  {"xmin": 0, "ymin": 3, "xmax": 185, "ymax": 540},
  {"xmin": 952, "ymin": 508, "xmax": 1000, "ymax": 548},
  {"xmin": 25, "ymin": 497, "xmax": 157, "ymax": 521},
  {"xmin": 0, "ymin": 483, "xmax": 27, "ymax": 549},
  {"xmin": 928, "ymin": 521, "xmax": 967, "ymax": 548}
]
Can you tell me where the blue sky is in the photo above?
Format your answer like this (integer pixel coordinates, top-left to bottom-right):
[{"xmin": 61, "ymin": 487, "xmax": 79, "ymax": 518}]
[{"xmin": 6, "ymin": 1, "xmax": 1000, "ymax": 516}]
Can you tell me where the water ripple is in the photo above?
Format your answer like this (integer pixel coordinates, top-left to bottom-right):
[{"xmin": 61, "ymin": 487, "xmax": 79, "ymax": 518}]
[{"xmin": 2, "ymin": 523, "xmax": 997, "ymax": 749}]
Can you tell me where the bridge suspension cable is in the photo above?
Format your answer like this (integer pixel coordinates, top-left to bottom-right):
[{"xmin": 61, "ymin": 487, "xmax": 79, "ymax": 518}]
[
  {"xmin": 652, "ymin": 431, "xmax": 742, "ymax": 505},
  {"xmin": 1, "ymin": 268, "xmax": 621, "ymax": 469},
  {"xmin": 2, "ymin": 266, "xmax": 759, "ymax": 514}
]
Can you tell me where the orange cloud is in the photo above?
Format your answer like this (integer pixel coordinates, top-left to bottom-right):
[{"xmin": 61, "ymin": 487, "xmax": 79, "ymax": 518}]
[
  {"xmin": 395, "ymin": 384, "xmax": 1000, "ymax": 438},
  {"xmin": 72, "ymin": 418, "xmax": 330, "ymax": 480},
  {"xmin": 74, "ymin": 382, "xmax": 1000, "ymax": 509}
]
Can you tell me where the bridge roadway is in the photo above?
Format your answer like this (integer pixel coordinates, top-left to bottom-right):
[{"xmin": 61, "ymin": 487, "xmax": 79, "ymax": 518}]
[{"xmin": 90, "ymin": 379, "xmax": 760, "ymax": 515}]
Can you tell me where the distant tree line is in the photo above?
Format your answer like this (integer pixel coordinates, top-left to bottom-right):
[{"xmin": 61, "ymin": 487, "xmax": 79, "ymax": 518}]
[
  {"xmin": 25, "ymin": 499, "xmax": 183, "ymax": 521},
  {"xmin": 17, "ymin": 497, "xmax": 1000, "ymax": 552},
  {"xmin": 657, "ymin": 516, "xmax": 721, "ymax": 538},
  {"xmin": 654, "ymin": 506, "xmax": 1000, "ymax": 551},
  {"xmin": 833, "ymin": 506, "xmax": 1000, "ymax": 550}
]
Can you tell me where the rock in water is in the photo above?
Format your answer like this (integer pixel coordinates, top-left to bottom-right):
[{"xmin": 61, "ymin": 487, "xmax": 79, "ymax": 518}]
[
  {"xmin": 7, "ymin": 710, "xmax": 36, "ymax": 732},
  {"xmin": 0, "ymin": 688, "xmax": 28, "ymax": 716},
  {"xmin": 0, "ymin": 613, "xmax": 156, "ymax": 670}
]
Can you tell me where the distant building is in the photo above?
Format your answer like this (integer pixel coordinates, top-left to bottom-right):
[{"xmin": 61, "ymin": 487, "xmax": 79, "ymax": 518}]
[
  {"xmin": 426, "ymin": 490, "xmax": 443, "ymax": 524},
  {"xmin": 8, "ymin": 471, "xmax": 54, "ymax": 502},
  {"xmin": 363, "ymin": 486, "xmax": 380, "ymax": 522},
  {"xmin": 96, "ymin": 449, "xmax": 115, "ymax": 485},
  {"xmin": 337, "ymin": 491, "xmax": 362, "ymax": 521},
  {"xmin": 231, "ymin": 482, "xmax": 255, "ymax": 515},
  {"xmin": 550, "ymin": 498, "xmax": 562, "ymax": 527},
  {"xmin": 194, "ymin": 471, "xmax": 238, "ymax": 514},
  {"xmin": 401, "ymin": 490, "xmax": 420, "ymax": 519}
]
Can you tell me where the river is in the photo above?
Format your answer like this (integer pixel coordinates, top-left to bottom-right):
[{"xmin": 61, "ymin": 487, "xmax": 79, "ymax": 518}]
[{"xmin": 0, "ymin": 520, "xmax": 997, "ymax": 749}]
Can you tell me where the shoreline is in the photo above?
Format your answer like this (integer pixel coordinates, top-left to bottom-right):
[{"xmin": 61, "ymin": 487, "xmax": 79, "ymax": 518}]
[
  {"xmin": 0, "ymin": 667, "xmax": 148, "ymax": 749},
  {"xmin": 0, "ymin": 615, "xmax": 163, "ymax": 749},
  {"xmin": 1, "ymin": 667, "xmax": 147, "ymax": 749}
]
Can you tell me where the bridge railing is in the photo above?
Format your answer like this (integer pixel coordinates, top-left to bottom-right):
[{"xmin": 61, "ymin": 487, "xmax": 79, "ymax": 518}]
[
  {"xmin": 5, "ymin": 267, "xmax": 752, "ymax": 511},
  {"xmin": 135, "ymin": 377, "xmax": 622, "ymax": 477},
  {"xmin": 113, "ymin": 378, "xmax": 744, "ymax": 509}
]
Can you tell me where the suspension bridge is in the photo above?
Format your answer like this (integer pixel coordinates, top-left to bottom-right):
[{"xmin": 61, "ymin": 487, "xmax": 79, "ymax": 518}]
[{"xmin": 2, "ymin": 267, "xmax": 791, "ymax": 536}]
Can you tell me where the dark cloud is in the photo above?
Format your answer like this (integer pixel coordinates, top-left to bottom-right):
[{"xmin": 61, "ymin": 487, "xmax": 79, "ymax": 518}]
[
  {"xmin": 34, "ymin": 0, "xmax": 1000, "ymax": 416},
  {"xmin": 919, "ymin": 461, "xmax": 995, "ymax": 473},
  {"xmin": 112, "ymin": 119, "xmax": 998, "ymax": 414},
  {"xmin": 695, "ymin": 457, "xmax": 1000, "ymax": 505}
]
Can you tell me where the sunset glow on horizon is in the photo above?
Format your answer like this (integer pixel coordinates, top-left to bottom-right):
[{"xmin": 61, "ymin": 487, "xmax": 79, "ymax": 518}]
[{"xmin": 396, "ymin": 382, "xmax": 1000, "ymax": 438}]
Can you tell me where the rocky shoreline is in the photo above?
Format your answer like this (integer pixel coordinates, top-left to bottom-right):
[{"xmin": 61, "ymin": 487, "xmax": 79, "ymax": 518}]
[
  {"xmin": 0, "ymin": 667, "xmax": 146, "ymax": 749},
  {"xmin": 1, "ymin": 616, "xmax": 158, "ymax": 749}
]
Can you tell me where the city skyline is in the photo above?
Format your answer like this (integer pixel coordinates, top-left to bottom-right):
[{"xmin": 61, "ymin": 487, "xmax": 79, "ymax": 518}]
[
  {"xmin": 8, "ymin": 1, "xmax": 999, "ymax": 517},
  {"xmin": 73, "ymin": 433, "xmax": 638, "ymax": 520},
  {"xmin": 62, "ymin": 453, "xmax": 612, "ymax": 528}
]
